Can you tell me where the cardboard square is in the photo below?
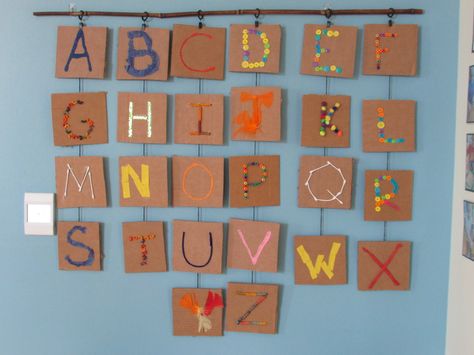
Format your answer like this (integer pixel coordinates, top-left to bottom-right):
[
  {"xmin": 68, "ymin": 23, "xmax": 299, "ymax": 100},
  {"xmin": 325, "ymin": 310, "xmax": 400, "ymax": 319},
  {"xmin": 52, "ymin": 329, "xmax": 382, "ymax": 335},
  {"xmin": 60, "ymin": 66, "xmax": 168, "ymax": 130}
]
[
  {"xmin": 231, "ymin": 87, "xmax": 282, "ymax": 141},
  {"xmin": 58, "ymin": 221, "xmax": 101, "ymax": 271},
  {"xmin": 228, "ymin": 24, "xmax": 281, "ymax": 73},
  {"xmin": 363, "ymin": 24, "xmax": 419, "ymax": 76},
  {"xmin": 229, "ymin": 155, "xmax": 280, "ymax": 207},
  {"xmin": 172, "ymin": 156, "xmax": 224, "ymax": 208},
  {"xmin": 300, "ymin": 25, "xmax": 358, "ymax": 78},
  {"xmin": 301, "ymin": 95, "xmax": 351, "ymax": 148},
  {"xmin": 227, "ymin": 219, "xmax": 280, "ymax": 272},
  {"xmin": 294, "ymin": 236, "xmax": 347, "ymax": 285},
  {"xmin": 56, "ymin": 26, "xmax": 107, "ymax": 79},
  {"xmin": 174, "ymin": 94, "xmax": 224, "ymax": 145},
  {"xmin": 172, "ymin": 220, "xmax": 224, "ymax": 274},
  {"xmin": 116, "ymin": 27, "xmax": 170, "ymax": 81},
  {"xmin": 358, "ymin": 241, "xmax": 412, "ymax": 291},
  {"xmin": 51, "ymin": 92, "xmax": 108, "ymax": 146},
  {"xmin": 119, "ymin": 156, "xmax": 168, "ymax": 207},
  {"xmin": 117, "ymin": 92, "xmax": 167, "ymax": 144},
  {"xmin": 170, "ymin": 24, "xmax": 226, "ymax": 80},
  {"xmin": 362, "ymin": 100, "xmax": 416, "ymax": 152},
  {"xmin": 298, "ymin": 156, "xmax": 353, "ymax": 209},
  {"xmin": 364, "ymin": 170, "xmax": 413, "ymax": 221},
  {"xmin": 225, "ymin": 283, "xmax": 279, "ymax": 334},
  {"xmin": 172, "ymin": 288, "xmax": 224, "ymax": 336},
  {"xmin": 122, "ymin": 221, "xmax": 167, "ymax": 273},
  {"xmin": 55, "ymin": 156, "xmax": 107, "ymax": 208}
]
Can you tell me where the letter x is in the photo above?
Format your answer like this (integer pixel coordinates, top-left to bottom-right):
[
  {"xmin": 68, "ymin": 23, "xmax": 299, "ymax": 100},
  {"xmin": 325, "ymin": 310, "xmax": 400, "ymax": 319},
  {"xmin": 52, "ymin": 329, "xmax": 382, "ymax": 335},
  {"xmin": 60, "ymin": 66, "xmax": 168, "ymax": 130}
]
[{"xmin": 362, "ymin": 243, "xmax": 403, "ymax": 289}]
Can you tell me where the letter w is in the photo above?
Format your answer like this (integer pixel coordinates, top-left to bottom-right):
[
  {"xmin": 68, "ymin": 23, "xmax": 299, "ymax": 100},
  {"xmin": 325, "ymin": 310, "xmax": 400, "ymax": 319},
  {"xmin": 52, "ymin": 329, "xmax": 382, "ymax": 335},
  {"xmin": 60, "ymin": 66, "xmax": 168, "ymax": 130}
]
[
  {"xmin": 121, "ymin": 164, "xmax": 150, "ymax": 198},
  {"xmin": 296, "ymin": 242, "xmax": 341, "ymax": 280}
]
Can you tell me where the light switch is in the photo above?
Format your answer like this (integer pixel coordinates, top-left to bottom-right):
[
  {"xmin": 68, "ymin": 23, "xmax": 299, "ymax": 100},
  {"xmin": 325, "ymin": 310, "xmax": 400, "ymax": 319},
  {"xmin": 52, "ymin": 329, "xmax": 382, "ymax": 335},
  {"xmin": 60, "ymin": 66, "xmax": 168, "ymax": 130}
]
[{"xmin": 24, "ymin": 193, "xmax": 55, "ymax": 236}]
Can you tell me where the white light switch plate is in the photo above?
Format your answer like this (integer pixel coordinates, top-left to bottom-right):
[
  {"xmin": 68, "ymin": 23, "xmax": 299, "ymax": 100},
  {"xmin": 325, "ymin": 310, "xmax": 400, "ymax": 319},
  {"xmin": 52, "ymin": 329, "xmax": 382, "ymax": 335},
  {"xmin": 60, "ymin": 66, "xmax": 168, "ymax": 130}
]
[{"xmin": 24, "ymin": 193, "xmax": 55, "ymax": 236}]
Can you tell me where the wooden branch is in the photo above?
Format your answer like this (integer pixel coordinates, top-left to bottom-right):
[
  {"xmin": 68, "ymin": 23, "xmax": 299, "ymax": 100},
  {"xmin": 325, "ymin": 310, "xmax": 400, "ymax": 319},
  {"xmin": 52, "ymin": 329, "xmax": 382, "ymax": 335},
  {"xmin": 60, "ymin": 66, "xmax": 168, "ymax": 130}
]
[{"xmin": 33, "ymin": 8, "xmax": 424, "ymax": 19}]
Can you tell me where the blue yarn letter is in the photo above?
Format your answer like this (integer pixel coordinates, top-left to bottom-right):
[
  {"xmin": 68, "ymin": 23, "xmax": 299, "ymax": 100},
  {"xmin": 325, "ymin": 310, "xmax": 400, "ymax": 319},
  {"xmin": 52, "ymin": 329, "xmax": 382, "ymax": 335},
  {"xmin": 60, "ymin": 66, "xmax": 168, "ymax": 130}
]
[
  {"xmin": 65, "ymin": 225, "xmax": 95, "ymax": 267},
  {"xmin": 64, "ymin": 28, "xmax": 92, "ymax": 72},
  {"xmin": 126, "ymin": 30, "xmax": 159, "ymax": 77}
]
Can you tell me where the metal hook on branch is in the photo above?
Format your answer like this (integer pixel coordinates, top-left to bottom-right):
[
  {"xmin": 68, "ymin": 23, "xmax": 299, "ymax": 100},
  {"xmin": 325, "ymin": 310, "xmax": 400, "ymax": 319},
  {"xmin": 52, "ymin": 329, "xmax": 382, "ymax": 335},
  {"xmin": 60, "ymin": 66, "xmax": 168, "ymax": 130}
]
[
  {"xmin": 324, "ymin": 8, "xmax": 333, "ymax": 28},
  {"xmin": 254, "ymin": 8, "xmax": 261, "ymax": 28},
  {"xmin": 197, "ymin": 9, "xmax": 204, "ymax": 29},
  {"xmin": 141, "ymin": 11, "xmax": 149, "ymax": 30},
  {"xmin": 387, "ymin": 8, "xmax": 395, "ymax": 26},
  {"xmin": 78, "ymin": 10, "xmax": 85, "ymax": 28}
]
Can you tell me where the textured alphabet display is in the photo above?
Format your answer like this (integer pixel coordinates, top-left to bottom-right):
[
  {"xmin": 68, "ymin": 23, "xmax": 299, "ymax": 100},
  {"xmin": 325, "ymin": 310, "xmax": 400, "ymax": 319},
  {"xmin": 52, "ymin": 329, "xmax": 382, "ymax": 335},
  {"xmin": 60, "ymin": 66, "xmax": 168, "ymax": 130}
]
[
  {"xmin": 56, "ymin": 26, "xmax": 107, "ymax": 79},
  {"xmin": 363, "ymin": 24, "xmax": 419, "ymax": 76},
  {"xmin": 116, "ymin": 27, "xmax": 170, "ymax": 80},
  {"xmin": 298, "ymin": 156, "xmax": 353, "ymax": 209},
  {"xmin": 58, "ymin": 221, "xmax": 101, "ymax": 271},
  {"xmin": 117, "ymin": 92, "xmax": 167, "ymax": 144},
  {"xmin": 229, "ymin": 155, "xmax": 280, "ymax": 207},
  {"xmin": 294, "ymin": 235, "xmax": 347, "ymax": 285},
  {"xmin": 301, "ymin": 95, "xmax": 351, "ymax": 148},
  {"xmin": 51, "ymin": 92, "xmax": 108, "ymax": 146},
  {"xmin": 362, "ymin": 100, "xmax": 416, "ymax": 152},
  {"xmin": 225, "ymin": 283, "xmax": 279, "ymax": 334},
  {"xmin": 358, "ymin": 241, "xmax": 412, "ymax": 291},
  {"xmin": 229, "ymin": 24, "xmax": 281, "ymax": 73},
  {"xmin": 227, "ymin": 219, "xmax": 280, "ymax": 272},
  {"xmin": 122, "ymin": 221, "xmax": 167, "ymax": 273},
  {"xmin": 174, "ymin": 94, "xmax": 224, "ymax": 145},
  {"xmin": 173, "ymin": 288, "xmax": 224, "ymax": 336},
  {"xmin": 119, "ymin": 156, "xmax": 168, "ymax": 207},
  {"xmin": 364, "ymin": 170, "xmax": 414, "ymax": 221},
  {"xmin": 55, "ymin": 156, "xmax": 107, "ymax": 208},
  {"xmin": 170, "ymin": 24, "xmax": 226, "ymax": 80},
  {"xmin": 231, "ymin": 87, "xmax": 282, "ymax": 142},
  {"xmin": 172, "ymin": 220, "xmax": 224, "ymax": 274},
  {"xmin": 300, "ymin": 25, "xmax": 358, "ymax": 78},
  {"xmin": 172, "ymin": 156, "xmax": 224, "ymax": 208}
]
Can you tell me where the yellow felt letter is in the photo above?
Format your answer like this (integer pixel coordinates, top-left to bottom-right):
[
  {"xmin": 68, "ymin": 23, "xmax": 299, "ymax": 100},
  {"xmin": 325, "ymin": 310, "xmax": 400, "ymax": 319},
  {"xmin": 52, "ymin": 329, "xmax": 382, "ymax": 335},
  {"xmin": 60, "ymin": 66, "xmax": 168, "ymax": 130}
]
[
  {"xmin": 121, "ymin": 164, "xmax": 150, "ymax": 198},
  {"xmin": 296, "ymin": 242, "xmax": 341, "ymax": 280}
]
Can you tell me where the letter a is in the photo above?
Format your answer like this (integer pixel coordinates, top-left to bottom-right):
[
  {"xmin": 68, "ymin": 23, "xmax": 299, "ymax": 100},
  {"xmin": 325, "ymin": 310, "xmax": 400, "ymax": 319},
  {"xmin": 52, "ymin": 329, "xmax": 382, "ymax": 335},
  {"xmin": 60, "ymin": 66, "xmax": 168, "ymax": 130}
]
[
  {"xmin": 121, "ymin": 164, "xmax": 151, "ymax": 198},
  {"xmin": 64, "ymin": 28, "xmax": 92, "ymax": 72},
  {"xmin": 296, "ymin": 242, "xmax": 341, "ymax": 280},
  {"xmin": 126, "ymin": 31, "xmax": 159, "ymax": 77}
]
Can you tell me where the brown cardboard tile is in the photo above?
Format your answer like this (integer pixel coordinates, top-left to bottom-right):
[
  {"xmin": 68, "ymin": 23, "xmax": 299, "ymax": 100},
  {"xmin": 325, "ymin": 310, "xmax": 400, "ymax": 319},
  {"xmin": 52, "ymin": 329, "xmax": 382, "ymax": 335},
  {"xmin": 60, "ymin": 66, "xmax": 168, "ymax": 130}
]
[
  {"xmin": 300, "ymin": 25, "xmax": 357, "ymax": 78},
  {"xmin": 229, "ymin": 155, "xmax": 280, "ymax": 207},
  {"xmin": 55, "ymin": 156, "xmax": 107, "ymax": 208},
  {"xmin": 51, "ymin": 92, "xmax": 108, "ymax": 146},
  {"xmin": 363, "ymin": 24, "xmax": 419, "ymax": 76},
  {"xmin": 172, "ymin": 220, "xmax": 224, "ymax": 274},
  {"xmin": 358, "ymin": 241, "xmax": 412, "ymax": 291},
  {"xmin": 294, "ymin": 236, "xmax": 347, "ymax": 285},
  {"xmin": 122, "ymin": 221, "xmax": 167, "ymax": 273},
  {"xmin": 229, "ymin": 24, "xmax": 281, "ymax": 73},
  {"xmin": 364, "ymin": 170, "xmax": 413, "ymax": 221},
  {"xmin": 116, "ymin": 27, "xmax": 170, "ymax": 80},
  {"xmin": 58, "ymin": 221, "xmax": 101, "ymax": 271},
  {"xmin": 227, "ymin": 219, "xmax": 280, "ymax": 272},
  {"xmin": 298, "ymin": 155, "xmax": 353, "ymax": 209},
  {"xmin": 56, "ymin": 26, "xmax": 107, "ymax": 79},
  {"xmin": 117, "ymin": 92, "xmax": 167, "ymax": 144},
  {"xmin": 119, "ymin": 156, "xmax": 168, "ymax": 207},
  {"xmin": 170, "ymin": 24, "xmax": 226, "ymax": 80}
]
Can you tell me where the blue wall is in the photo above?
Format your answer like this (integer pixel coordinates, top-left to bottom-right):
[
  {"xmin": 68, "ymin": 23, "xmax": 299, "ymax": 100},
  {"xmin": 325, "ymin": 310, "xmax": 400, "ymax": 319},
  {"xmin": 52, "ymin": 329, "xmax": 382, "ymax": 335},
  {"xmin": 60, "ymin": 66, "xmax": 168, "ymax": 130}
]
[{"xmin": 0, "ymin": 0, "xmax": 458, "ymax": 354}]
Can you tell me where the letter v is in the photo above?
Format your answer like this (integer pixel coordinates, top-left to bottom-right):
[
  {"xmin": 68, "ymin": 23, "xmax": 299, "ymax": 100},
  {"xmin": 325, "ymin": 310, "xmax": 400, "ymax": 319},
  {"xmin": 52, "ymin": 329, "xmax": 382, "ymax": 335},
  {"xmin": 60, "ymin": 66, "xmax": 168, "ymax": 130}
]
[{"xmin": 237, "ymin": 229, "xmax": 272, "ymax": 265}]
